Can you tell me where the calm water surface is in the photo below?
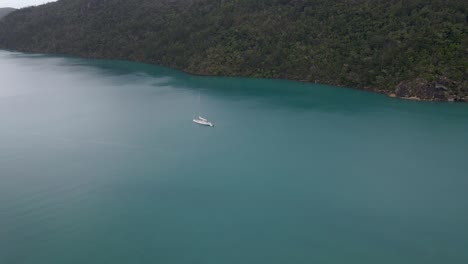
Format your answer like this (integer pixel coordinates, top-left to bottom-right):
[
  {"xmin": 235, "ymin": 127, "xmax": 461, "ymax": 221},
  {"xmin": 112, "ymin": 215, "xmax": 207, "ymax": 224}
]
[{"xmin": 1, "ymin": 50, "xmax": 468, "ymax": 263}]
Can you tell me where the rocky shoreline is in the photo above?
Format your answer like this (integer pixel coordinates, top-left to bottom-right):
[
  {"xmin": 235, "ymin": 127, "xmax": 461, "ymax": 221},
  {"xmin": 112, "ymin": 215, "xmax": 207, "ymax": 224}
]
[
  {"xmin": 187, "ymin": 66, "xmax": 467, "ymax": 102},
  {"xmin": 391, "ymin": 77, "xmax": 467, "ymax": 102}
]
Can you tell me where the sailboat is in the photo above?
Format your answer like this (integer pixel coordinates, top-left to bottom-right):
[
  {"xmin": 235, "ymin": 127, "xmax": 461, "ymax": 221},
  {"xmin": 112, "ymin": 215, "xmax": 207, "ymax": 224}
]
[
  {"xmin": 193, "ymin": 91, "xmax": 214, "ymax": 127},
  {"xmin": 193, "ymin": 116, "xmax": 214, "ymax": 127}
]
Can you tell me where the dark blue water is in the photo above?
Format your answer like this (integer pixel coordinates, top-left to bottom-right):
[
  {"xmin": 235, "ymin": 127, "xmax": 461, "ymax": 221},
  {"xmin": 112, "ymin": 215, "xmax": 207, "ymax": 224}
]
[{"xmin": 1, "ymin": 50, "xmax": 468, "ymax": 263}]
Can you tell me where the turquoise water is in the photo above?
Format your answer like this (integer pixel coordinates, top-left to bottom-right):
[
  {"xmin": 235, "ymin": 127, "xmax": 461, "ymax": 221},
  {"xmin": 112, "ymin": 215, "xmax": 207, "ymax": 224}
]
[{"xmin": 1, "ymin": 50, "xmax": 468, "ymax": 263}]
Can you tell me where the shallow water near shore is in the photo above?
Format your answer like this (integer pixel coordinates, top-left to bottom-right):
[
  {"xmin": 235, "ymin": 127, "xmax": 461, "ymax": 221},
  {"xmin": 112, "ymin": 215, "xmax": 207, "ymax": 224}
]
[{"xmin": 1, "ymin": 50, "xmax": 468, "ymax": 264}]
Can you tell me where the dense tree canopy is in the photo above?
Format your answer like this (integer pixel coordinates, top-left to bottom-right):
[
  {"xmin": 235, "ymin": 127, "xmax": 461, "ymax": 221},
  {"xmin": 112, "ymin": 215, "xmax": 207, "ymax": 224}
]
[{"xmin": 0, "ymin": 0, "xmax": 466, "ymax": 100}]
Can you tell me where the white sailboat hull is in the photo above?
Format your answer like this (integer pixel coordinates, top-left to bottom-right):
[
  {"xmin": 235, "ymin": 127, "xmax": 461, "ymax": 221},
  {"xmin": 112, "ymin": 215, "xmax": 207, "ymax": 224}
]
[{"xmin": 193, "ymin": 119, "xmax": 214, "ymax": 127}]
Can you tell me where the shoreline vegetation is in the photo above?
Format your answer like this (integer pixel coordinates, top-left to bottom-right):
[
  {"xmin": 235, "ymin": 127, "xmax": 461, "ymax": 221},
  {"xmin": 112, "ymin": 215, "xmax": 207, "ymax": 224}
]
[{"xmin": 0, "ymin": 0, "xmax": 466, "ymax": 102}]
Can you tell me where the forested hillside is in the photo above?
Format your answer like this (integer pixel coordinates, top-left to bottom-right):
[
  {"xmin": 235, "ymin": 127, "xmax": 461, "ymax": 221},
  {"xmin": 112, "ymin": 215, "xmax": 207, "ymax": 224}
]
[
  {"xmin": 0, "ymin": 7, "xmax": 15, "ymax": 19},
  {"xmin": 0, "ymin": 0, "xmax": 466, "ymax": 101}
]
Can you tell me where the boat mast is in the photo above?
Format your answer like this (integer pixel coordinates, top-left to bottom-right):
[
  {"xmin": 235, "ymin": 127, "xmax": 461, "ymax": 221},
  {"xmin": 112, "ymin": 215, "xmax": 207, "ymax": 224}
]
[{"xmin": 198, "ymin": 90, "xmax": 201, "ymax": 117}]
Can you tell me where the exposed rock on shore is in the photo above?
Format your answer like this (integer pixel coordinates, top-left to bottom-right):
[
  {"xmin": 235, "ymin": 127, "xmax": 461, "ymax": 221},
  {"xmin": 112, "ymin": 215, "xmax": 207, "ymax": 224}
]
[{"xmin": 394, "ymin": 77, "xmax": 467, "ymax": 102}]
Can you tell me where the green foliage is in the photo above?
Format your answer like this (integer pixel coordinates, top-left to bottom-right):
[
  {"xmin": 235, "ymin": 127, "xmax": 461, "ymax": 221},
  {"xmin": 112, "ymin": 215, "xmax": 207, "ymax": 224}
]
[{"xmin": 0, "ymin": 0, "xmax": 466, "ymax": 95}]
